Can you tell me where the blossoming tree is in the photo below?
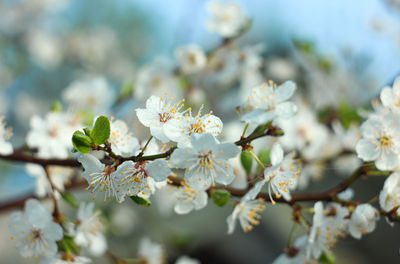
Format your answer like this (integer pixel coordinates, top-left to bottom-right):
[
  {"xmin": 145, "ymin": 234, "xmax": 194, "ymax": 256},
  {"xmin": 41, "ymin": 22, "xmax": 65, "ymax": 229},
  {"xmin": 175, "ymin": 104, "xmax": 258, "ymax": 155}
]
[{"xmin": 1, "ymin": 1, "xmax": 400, "ymax": 264}]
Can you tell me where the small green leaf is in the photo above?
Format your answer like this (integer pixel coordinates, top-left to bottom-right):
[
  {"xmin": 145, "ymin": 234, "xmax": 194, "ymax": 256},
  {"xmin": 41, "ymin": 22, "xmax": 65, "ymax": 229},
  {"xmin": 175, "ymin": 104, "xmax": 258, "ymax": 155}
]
[
  {"xmin": 72, "ymin": 131, "xmax": 92, "ymax": 154},
  {"xmin": 253, "ymin": 123, "xmax": 270, "ymax": 135},
  {"xmin": 240, "ymin": 151, "xmax": 253, "ymax": 174},
  {"xmin": 211, "ymin": 189, "xmax": 230, "ymax": 207},
  {"xmin": 61, "ymin": 191, "xmax": 78, "ymax": 208},
  {"xmin": 120, "ymin": 81, "xmax": 134, "ymax": 99},
  {"xmin": 83, "ymin": 127, "xmax": 92, "ymax": 137},
  {"xmin": 59, "ymin": 234, "xmax": 80, "ymax": 255},
  {"xmin": 257, "ymin": 149, "xmax": 271, "ymax": 174},
  {"xmin": 51, "ymin": 100, "xmax": 63, "ymax": 112},
  {"xmin": 130, "ymin": 196, "xmax": 151, "ymax": 207},
  {"xmin": 319, "ymin": 252, "xmax": 335, "ymax": 264},
  {"xmin": 91, "ymin": 116, "xmax": 110, "ymax": 145}
]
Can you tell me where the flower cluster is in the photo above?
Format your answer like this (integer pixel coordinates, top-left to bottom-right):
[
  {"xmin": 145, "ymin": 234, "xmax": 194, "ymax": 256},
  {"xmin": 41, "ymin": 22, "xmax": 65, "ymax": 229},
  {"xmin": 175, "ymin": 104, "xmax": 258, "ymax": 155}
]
[{"xmin": 3, "ymin": 1, "xmax": 400, "ymax": 263}]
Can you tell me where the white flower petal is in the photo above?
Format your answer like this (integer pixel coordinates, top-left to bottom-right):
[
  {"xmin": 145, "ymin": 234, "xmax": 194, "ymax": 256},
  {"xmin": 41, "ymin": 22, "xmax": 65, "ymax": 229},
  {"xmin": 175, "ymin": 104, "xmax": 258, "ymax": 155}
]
[
  {"xmin": 380, "ymin": 86, "xmax": 394, "ymax": 108},
  {"xmin": 191, "ymin": 133, "xmax": 218, "ymax": 153},
  {"xmin": 275, "ymin": 80, "xmax": 296, "ymax": 103},
  {"xmin": 214, "ymin": 143, "xmax": 240, "ymax": 160},
  {"xmin": 170, "ymin": 148, "xmax": 198, "ymax": 168},
  {"xmin": 355, "ymin": 139, "xmax": 380, "ymax": 161},
  {"xmin": 174, "ymin": 201, "xmax": 195, "ymax": 215},
  {"xmin": 146, "ymin": 159, "xmax": 172, "ymax": 182},
  {"xmin": 275, "ymin": 101, "xmax": 297, "ymax": 119},
  {"xmin": 376, "ymin": 149, "xmax": 398, "ymax": 171},
  {"xmin": 270, "ymin": 143, "xmax": 284, "ymax": 166}
]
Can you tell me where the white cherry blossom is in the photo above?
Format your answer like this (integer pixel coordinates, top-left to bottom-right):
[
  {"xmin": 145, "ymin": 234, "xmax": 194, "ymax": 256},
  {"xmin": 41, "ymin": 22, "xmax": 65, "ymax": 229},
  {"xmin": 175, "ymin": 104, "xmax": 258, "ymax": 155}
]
[
  {"xmin": 306, "ymin": 202, "xmax": 348, "ymax": 260},
  {"xmin": 278, "ymin": 100, "xmax": 329, "ymax": 160},
  {"xmin": 380, "ymin": 77, "xmax": 400, "ymax": 112},
  {"xmin": 175, "ymin": 45, "xmax": 207, "ymax": 74},
  {"xmin": 27, "ymin": 112, "xmax": 81, "ymax": 159},
  {"xmin": 138, "ymin": 237, "xmax": 164, "ymax": 264},
  {"xmin": 251, "ymin": 143, "xmax": 300, "ymax": 204},
  {"xmin": 170, "ymin": 133, "xmax": 240, "ymax": 190},
  {"xmin": 62, "ymin": 77, "xmax": 116, "ymax": 113},
  {"xmin": 78, "ymin": 154, "xmax": 126, "ymax": 202},
  {"xmin": 109, "ymin": 119, "xmax": 139, "ymax": 156},
  {"xmin": 174, "ymin": 184, "xmax": 208, "ymax": 214},
  {"xmin": 113, "ymin": 159, "xmax": 172, "ymax": 199},
  {"xmin": 134, "ymin": 57, "xmax": 180, "ymax": 100},
  {"xmin": 8, "ymin": 199, "xmax": 63, "ymax": 258},
  {"xmin": 206, "ymin": 1, "xmax": 249, "ymax": 38},
  {"xmin": 241, "ymin": 81, "xmax": 297, "ymax": 125},
  {"xmin": 164, "ymin": 105, "xmax": 223, "ymax": 147},
  {"xmin": 136, "ymin": 95, "xmax": 186, "ymax": 143},
  {"xmin": 226, "ymin": 184, "xmax": 266, "ymax": 234},
  {"xmin": 348, "ymin": 204, "xmax": 379, "ymax": 239},
  {"xmin": 379, "ymin": 172, "xmax": 400, "ymax": 216},
  {"xmin": 41, "ymin": 254, "xmax": 92, "ymax": 264},
  {"xmin": 0, "ymin": 115, "xmax": 13, "ymax": 155},
  {"xmin": 73, "ymin": 202, "xmax": 107, "ymax": 257},
  {"xmin": 355, "ymin": 113, "xmax": 400, "ymax": 171}
]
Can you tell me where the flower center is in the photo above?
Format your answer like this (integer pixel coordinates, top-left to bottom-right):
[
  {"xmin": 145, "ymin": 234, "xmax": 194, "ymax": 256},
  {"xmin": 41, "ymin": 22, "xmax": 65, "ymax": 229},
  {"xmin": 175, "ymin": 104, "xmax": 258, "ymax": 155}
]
[
  {"xmin": 198, "ymin": 152, "xmax": 213, "ymax": 168},
  {"xmin": 380, "ymin": 135, "xmax": 393, "ymax": 149},
  {"xmin": 189, "ymin": 121, "xmax": 205, "ymax": 134},
  {"xmin": 31, "ymin": 228, "xmax": 43, "ymax": 239},
  {"xmin": 159, "ymin": 112, "xmax": 172, "ymax": 123},
  {"xmin": 48, "ymin": 126, "xmax": 59, "ymax": 138}
]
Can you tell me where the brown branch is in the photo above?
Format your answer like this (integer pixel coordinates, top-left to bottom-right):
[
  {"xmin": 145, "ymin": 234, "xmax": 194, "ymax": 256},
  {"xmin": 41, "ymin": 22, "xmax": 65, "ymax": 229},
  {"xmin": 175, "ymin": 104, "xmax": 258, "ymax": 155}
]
[
  {"xmin": 43, "ymin": 165, "xmax": 62, "ymax": 222},
  {"xmin": 0, "ymin": 151, "xmax": 80, "ymax": 167},
  {"xmin": 0, "ymin": 125, "xmax": 363, "ymax": 212},
  {"xmin": 168, "ymin": 164, "xmax": 368, "ymax": 205},
  {"xmin": 0, "ymin": 179, "xmax": 86, "ymax": 211}
]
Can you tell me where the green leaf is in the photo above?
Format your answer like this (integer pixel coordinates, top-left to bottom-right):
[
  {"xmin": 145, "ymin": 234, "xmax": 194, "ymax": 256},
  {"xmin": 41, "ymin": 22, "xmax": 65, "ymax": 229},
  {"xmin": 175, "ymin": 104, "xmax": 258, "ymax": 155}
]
[
  {"xmin": 51, "ymin": 100, "xmax": 63, "ymax": 112},
  {"xmin": 252, "ymin": 122, "xmax": 270, "ymax": 135},
  {"xmin": 257, "ymin": 149, "xmax": 271, "ymax": 174},
  {"xmin": 211, "ymin": 189, "xmax": 230, "ymax": 207},
  {"xmin": 240, "ymin": 151, "xmax": 253, "ymax": 174},
  {"xmin": 319, "ymin": 252, "xmax": 336, "ymax": 264},
  {"xmin": 91, "ymin": 116, "xmax": 110, "ymax": 145},
  {"xmin": 83, "ymin": 127, "xmax": 92, "ymax": 137},
  {"xmin": 61, "ymin": 234, "xmax": 80, "ymax": 255},
  {"xmin": 120, "ymin": 81, "xmax": 134, "ymax": 99},
  {"xmin": 293, "ymin": 39, "xmax": 315, "ymax": 54},
  {"xmin": 337, "ymin": 101, "xmax": 361, "ymax": 129},
  {"xmin": 61, "ymin": 191, "xmax": 78, "ymax": 208},
  {"xmin": 130, "ymin": 196, "xmax": 151, "ymax": 207},
  {"xmin": 72, "ymin": 131, "xmax": 92, "ymax": 154}
]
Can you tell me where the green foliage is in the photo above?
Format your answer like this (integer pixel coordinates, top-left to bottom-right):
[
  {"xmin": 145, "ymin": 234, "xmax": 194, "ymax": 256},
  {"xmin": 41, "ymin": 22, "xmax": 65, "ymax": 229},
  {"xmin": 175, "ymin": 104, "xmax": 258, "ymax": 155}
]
[
  {"xmin": 91, "ymin": 116, "xmax": 111, "ymax": 145},
  {"xmin": 72, "ymin": 131, "xmax": 92, "ymax": 154},
  {"xmin": 57, "ymin": 234, "xmax": 80, "ymax": 255},
  {"xmin": 130, "ymin": 196, "xmax": 152, "ymax": 207},
  {"xmin": 51, "ymin": 100, "xmax": 63, "ymax": 112},
  {"xmin": 120, "ymin": 81, "xmax": 134, "ymax": 99},
  {"xmin": 257, "ymin": 149, "xmax": 271, "ymax": 174},
  {"xmin": 318, "ymin": 102, "xmax": 362, "ymax": 129},
  {"xmin": 337, "ymin": 101, "xmax": 362, "ymax": 129},
  {"xmin": 318, "ymin": 57, "xmax": 332, "ymax": 73},
  {"xmin": 319, "ymin": 252, "xmax": 336, "ymax": 264},
  {"xmin": 240, "ymin": 151, "xmax": 253, "ymax": 174},
  {"xmin": 211, "ymin": 189, "xmax": 230, "ymax": 207},
  {"xmin": 293, "ymin": 39, "xmax": 315, "ymax": 54},
  {"xmin": 60, "ymin": 191, "xmax": 78, "ymax": 208},
  {"xmin": 83, "ymin": 127, "xmax": 93, "ymax": 137},
  {"xmin": 253, "ymin": 123, "xmax": 270, "ymax": 135}
]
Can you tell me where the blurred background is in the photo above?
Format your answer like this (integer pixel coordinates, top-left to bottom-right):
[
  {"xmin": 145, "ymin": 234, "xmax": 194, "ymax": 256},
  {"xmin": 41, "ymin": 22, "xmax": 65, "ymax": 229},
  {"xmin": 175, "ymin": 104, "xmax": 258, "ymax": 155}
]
[{"xmin": 1, "ymin": 0, "xmax": 400, "ymax": 263}]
